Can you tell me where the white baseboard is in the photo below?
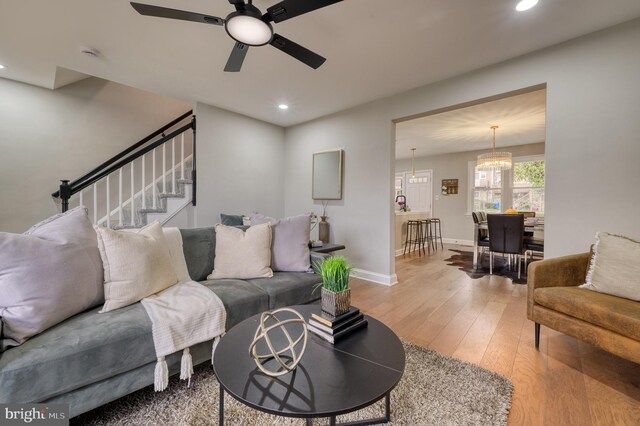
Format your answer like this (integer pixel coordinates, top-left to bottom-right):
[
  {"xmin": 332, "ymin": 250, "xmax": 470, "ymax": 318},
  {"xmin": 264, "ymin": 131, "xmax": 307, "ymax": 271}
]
[
  {"xmin": 351, "ymin": 268, "xmax": 398, "ymax": 286},
  {"xmin": 394, "ymin": 238, "xmax": 473, "ymax": 257},
  {"xmin": 442, "ymin": 238, "xmax": 473, "ymax": 246}
]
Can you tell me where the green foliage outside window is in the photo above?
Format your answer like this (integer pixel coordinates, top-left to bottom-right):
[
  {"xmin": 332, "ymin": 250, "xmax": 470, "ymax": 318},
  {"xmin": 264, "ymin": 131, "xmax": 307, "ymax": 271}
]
[{"xmin": 514, "ymin": 161, "xmax": 545, "ymax": 187}]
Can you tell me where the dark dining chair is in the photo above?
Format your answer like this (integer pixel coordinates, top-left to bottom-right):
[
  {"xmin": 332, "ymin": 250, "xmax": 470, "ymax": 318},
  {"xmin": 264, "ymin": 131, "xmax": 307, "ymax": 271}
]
[
  {"xmin": 487, "ymin": 214, "xmax": 526, "ymax": 279},
  {"xmin": 472, "ymin": 212, "xmax": 490, "ymax": 265},
  {"xmin": 520, "ymin": 211, "xmax": 535, "ymax": 236},
  {"xmin": 524, "ymin": 238, "xmax": 544, "ymax": 267}
]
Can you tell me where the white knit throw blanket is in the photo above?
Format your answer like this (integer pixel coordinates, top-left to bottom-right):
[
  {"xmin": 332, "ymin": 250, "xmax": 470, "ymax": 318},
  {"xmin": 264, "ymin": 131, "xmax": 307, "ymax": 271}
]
[{"xmin": 140, "ymin": 228, "xmax": 226, "ymax": 391}]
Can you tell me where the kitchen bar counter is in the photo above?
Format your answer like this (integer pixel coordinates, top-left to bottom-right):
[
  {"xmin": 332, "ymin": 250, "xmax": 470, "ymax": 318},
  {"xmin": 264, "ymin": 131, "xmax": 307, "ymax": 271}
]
[{"xmin": 395, "ymin": 211, "xmax": 430, "ymax": 254}]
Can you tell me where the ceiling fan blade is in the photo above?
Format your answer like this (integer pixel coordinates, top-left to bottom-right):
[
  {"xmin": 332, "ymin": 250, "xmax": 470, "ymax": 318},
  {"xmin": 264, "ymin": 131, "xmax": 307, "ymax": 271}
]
[
  {"xmin": 264, "ymin": 0, "xmax": 343, "ymax": 23},
  {"xmin": 130, "ymin": 2, "xmax": 224, "ymax": 26},
  {"xmin": 270, "ymin": 34, "xmax": 326, "ymax": 69},
  {"xmin": 224, "ymin": 42, "xmax": 249, "ymax": 72}
]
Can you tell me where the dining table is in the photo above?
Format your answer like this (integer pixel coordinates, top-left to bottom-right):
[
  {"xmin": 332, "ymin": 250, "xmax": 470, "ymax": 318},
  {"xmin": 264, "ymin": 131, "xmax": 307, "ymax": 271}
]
[{"xmin": 473, "ymin": 221, "xmax": 544, "ymax": 271}]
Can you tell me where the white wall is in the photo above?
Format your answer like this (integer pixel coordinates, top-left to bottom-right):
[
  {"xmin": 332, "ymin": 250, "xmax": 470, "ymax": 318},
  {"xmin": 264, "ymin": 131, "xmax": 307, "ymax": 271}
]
[
  {"xmin": 395, "ymin": 143, "xmax": 545, "ymax": 243},
  {"xmin": 284, "ymin": 107, "xmax": 397, "ymax": 284},
  {"xmin": 284, "ymin": 19, "xmax": 640, "ymax": 280},
  {"xmin": 0, "ymin": 77, "xmax": 190, "ymax": 232},
  {"xmin": 194, "ymin": 102, "xmax": 285, "ymax": 227}
]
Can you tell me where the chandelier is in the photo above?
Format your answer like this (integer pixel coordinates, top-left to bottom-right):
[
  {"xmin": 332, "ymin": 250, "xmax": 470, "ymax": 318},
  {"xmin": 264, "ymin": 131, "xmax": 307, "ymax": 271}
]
[{"xmin": 477, "ymin": 125, "xmax": 512, "ymax": 171}]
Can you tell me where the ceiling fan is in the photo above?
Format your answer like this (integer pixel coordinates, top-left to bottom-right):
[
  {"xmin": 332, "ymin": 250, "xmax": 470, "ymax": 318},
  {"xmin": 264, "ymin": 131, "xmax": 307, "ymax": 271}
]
[{"xmin": 130, "ymin": 0, "xmax": 343, "ymax": 72}]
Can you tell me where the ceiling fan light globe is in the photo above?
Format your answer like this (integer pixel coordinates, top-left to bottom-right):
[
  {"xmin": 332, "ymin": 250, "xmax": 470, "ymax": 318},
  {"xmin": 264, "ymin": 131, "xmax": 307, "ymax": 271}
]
[
  {"xmin": 516, "ymin": 0, "xmax": 539, "ymax": 12},
  {"xmin": 225, "ymin": 14, "xmax": 273, "ymax": 46}
]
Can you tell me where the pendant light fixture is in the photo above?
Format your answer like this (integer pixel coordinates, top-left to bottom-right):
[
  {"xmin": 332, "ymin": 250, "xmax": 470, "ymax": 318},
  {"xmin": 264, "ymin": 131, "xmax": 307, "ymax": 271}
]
[
  {"xmin": 477, "ymin": 125, "xmax": 512, "ymax": 171},
  {"xmin": 411, "ymin": 148, "xmax": 416, "ymax": 178}
]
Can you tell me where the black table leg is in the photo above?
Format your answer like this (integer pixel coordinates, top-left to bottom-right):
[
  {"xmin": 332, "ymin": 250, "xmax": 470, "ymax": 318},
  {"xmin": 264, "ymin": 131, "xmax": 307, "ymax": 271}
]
[
  {"xmin": 219, "ymin": 383, "xmax": 224, "ymax": 426},
  {"xmin": 330, "ymin": 393, "xmax": 391, "ymax": 426},
  {"xmin": 385, "ymin": 392, "xmax": 390, "ymax": 422}
]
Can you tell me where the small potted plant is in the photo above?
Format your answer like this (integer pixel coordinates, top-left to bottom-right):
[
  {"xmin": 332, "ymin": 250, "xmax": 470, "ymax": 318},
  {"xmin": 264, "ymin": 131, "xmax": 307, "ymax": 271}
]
[{"xmin": 315, "ymin": 256, "xmax": 352, "ymax": 316}]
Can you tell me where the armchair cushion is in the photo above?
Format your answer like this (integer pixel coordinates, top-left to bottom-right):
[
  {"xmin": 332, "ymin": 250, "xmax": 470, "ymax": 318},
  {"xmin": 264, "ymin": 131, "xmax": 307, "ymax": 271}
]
[{"xmin": 534, "ymin": 286, "xmax": 640, "ymax": 340}]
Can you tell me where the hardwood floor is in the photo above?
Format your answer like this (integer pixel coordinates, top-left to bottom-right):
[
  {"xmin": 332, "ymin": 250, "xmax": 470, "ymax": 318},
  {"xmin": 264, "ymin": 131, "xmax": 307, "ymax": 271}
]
[{"xmin": 350, "ymin": 245, "xmax": 640, "ymax": 425}]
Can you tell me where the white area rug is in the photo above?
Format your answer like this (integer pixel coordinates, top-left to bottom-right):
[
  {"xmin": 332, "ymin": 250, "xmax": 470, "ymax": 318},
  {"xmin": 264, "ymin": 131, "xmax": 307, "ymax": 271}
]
[{"xmin": 73, "ymin": 341, "xmax": 513, "ymax": 425}]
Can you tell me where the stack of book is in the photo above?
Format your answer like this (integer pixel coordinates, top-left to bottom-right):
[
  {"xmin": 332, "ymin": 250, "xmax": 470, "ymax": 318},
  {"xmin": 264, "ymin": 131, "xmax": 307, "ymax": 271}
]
[{"xmin": 307, "ymin": 307, "xmax": 368, "ymax": 344}]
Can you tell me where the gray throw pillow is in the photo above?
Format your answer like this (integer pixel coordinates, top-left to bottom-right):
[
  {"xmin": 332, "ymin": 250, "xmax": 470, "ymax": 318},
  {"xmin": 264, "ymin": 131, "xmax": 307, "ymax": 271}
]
[
  {"xmin": 180, "ymin": 227, "xmax": 216, "ymax": 281},
  {"xmin": 250, "ymin": 213, "xmax": 311, "ymax": 272},
  {"xmin": 220, "ymin": 214, "xmax": 244, "ymax": 226},
  {"xmin": 0, "ymin": 207, "xmax": 104, "ymax": 351}
]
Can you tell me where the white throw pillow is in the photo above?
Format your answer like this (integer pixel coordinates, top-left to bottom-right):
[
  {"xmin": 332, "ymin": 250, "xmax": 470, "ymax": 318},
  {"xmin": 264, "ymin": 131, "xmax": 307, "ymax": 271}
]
[
  {"xmin": 162, "ymin": 227, "xmax": 192, "ymax": 283},
  {"xmin": 96, "ymin": 222, "xmax": 178, "ymax": 312},
  {"xmin": 580, "ymin": 232, "xmax": 640, "ymax": 301},
  {"xmin": 208, "ymin": 223, "xmax": 273, "ymax": 280}
]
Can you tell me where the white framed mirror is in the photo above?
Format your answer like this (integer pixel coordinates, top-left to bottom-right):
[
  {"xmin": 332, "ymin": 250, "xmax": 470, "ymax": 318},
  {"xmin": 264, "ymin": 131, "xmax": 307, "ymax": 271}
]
[{"xmin": 312, "ymin": 149, "xmax": 344, "ymax": 200}]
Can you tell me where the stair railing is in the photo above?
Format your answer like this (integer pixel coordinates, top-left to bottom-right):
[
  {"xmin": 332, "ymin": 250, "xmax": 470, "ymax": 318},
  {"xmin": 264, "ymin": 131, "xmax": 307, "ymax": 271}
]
[{"xmin": 52, "ymin": 112, "xmax": 196, "ymax": 228}]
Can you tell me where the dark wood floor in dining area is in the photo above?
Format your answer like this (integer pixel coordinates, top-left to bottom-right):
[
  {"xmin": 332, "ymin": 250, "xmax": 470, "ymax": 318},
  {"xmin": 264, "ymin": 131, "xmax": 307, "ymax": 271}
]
[{"xmin": 349, "ymin": 245, "xmax": 640, "ymax": 425}]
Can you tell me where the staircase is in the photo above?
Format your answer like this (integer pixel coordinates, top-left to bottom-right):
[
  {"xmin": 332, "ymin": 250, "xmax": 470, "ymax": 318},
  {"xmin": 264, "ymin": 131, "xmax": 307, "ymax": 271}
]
[{"xmin": 52, "ymin": 111, "xmax": 197, "ymax": 228}]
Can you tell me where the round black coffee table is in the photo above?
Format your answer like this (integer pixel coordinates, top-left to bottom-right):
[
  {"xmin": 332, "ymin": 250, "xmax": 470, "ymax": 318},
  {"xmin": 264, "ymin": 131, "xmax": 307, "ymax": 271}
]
[{"xmin": 213, "ymin": 305, "xmax": 405, "ymax": 425}]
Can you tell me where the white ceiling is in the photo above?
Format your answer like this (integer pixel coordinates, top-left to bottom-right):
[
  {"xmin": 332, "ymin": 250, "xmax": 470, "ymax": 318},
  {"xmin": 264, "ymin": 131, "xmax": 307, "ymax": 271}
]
[
  {"xmin": 1, "ymin": 1, "xmax": 639, "ymax": 127},
  {"xmin": 395, "ymin": 89, "xmax": 546, "ymax": 159}
]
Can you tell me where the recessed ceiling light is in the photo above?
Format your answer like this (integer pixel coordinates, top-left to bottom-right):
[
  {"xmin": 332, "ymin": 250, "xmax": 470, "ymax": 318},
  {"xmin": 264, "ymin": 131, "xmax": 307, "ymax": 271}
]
[
  {"xmin": 278, "ymin": 104, "xmax": 289, "ymax": 110},
  {"xmin": 0, "ymin": 64, "xmax": 5, "ymax": 69},
  {"xmin": 516, "ymin": 0, "xmax": 539, "ymax": 11}
]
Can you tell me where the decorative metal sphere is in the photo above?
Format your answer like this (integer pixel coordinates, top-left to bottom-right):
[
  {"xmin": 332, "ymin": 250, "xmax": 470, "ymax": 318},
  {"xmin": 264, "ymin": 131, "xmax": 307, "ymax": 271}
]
[{"xmin": 248, "ymin": 308, "xmax": 308, "ymax": 377}]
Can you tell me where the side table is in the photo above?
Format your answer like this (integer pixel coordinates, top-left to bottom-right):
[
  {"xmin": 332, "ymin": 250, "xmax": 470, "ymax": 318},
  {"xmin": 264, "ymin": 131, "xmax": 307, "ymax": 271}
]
[{"xmin": 310, "ymin": 243, "xmax": 346, "ymax": 254}]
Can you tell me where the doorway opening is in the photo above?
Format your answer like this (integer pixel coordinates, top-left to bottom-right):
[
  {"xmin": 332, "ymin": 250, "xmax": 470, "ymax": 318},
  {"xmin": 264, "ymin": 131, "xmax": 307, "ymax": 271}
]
[{"xmin": 392, "ymin": 85, "xmax": 547, "ymax": 260}]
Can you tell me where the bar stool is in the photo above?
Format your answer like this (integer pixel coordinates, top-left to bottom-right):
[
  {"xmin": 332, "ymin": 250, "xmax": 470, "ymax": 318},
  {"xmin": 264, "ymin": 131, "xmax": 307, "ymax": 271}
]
[
  {"xmin": 403, "ymin": 220, "xmax": 425, "ymax": 256},
  {"xmin": 420, "ymin": 219, "xmax": 433, "ymax": 254},
  {"xmin": 427, "ymin": 218, "xmax": 444, "ymax": 250}
]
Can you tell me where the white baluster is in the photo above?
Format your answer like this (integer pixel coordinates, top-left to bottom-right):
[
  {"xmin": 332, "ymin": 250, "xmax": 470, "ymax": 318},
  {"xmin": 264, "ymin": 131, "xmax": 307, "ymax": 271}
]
[
  {"xmin": 79, "ymin": 190, "xmax": 84, "ymax": 208},
  {"xmin": 130, "ymin": 161, "xmax": 135, "ymax": 226},
  {"xmin": 152, "ymin": 148, "xmax": 157, "ymax": 209},
  {"xmin": 142, "ymin": 154, "xmax": 147, "ymax": 209},
  {"xmin": 118, "ymin": 168, "xmax": 123, "ymax": 225},
  {"xmin": 162, "ymin": 144, "xmax": 167, "ymax": 194},
  {"xmin": 172, "ymin": 138, "xmax": 176, "ymax": 194},
  {"xmin": 93, "ymin": 183, "xmax": 98, "ymax": 224},
  {"xmin": 180, "ymin": 133, "xmax": 185, "ymax": 180},
  {"xmin": 106, "ymin": 175, "xmax": 111, "ymax": 228}
]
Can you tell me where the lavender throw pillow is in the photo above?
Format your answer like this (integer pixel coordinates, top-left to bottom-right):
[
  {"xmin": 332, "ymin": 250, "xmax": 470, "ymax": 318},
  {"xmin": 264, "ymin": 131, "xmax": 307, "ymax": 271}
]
[
  {"xmin": 0, "ymin": 207, "xmax": 104, "ymax": 351},
  {"xmin": 250, "ymin": 214, "xmax": 311, "ymax": 272}
]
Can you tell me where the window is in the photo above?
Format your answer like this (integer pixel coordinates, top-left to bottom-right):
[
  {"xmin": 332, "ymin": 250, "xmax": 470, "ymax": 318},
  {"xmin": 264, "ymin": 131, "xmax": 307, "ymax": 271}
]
[
  {"xmin": 512, "ymin": 159, "xmax": 545, "ymax": 213},
  {"xmin": 468, "ymin": 155, "xmax": 544, "ymax": 214},
  {"xmin": 472, "ymin": 168, "xmax": 503, "ymax": 213}
]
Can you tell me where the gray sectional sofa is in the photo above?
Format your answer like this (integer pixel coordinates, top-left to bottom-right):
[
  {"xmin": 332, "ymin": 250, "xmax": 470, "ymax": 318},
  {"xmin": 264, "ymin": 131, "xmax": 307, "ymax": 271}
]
[{"xmin": 0, "ymin": 227, "xmax": 324, "ymax": 417}]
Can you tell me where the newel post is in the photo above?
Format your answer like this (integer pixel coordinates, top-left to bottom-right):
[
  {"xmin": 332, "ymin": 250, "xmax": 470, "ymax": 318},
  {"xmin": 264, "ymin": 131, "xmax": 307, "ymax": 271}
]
[
  {"xmin": 191, "ymin": 114, "xmax": 197, "ymax": 207},
  {"xmin": 59, "ymin": 180, "xmax": 71, "ymax": 212}
]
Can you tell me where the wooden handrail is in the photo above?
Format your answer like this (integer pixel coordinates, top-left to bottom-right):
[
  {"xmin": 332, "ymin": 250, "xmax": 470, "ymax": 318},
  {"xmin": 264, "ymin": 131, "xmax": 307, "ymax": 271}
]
[{"xmin": 52, "ymin": 110, "xmax": 192, "ymax": 197}]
